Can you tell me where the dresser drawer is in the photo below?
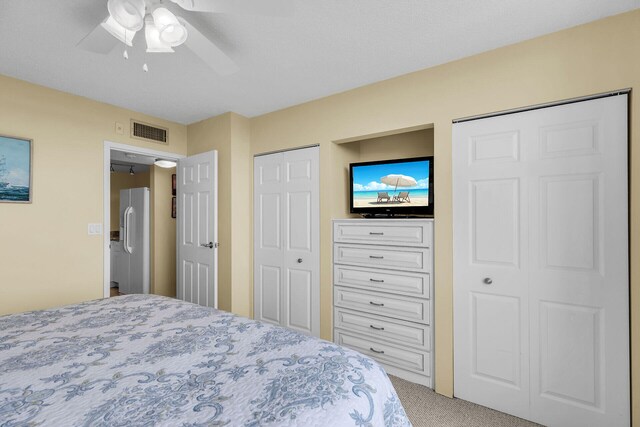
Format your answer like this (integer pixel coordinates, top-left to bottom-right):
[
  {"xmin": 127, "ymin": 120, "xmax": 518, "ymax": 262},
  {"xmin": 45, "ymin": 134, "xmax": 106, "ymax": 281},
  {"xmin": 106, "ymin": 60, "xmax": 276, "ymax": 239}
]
[
  {"xmin": 334, "ymin": 287, "xmax": 429, "ymax": 324},
  {"xmin": 333, "ymin": 221, "xmax": 432, "ymax": 247},
  {"xmin": 334, "ymin": 265, "xmax": 430, "ymax": 298},
  {"xmin": 335, "ymin": 308, "xmax": 431, "ymax": 350},
  {"xmin": 335, "ymin": 330, "xmax": 431, "ymax": 377},
  {"xmin": 334, "ymin": 244, "xmax": 431, "ymax": 273}
]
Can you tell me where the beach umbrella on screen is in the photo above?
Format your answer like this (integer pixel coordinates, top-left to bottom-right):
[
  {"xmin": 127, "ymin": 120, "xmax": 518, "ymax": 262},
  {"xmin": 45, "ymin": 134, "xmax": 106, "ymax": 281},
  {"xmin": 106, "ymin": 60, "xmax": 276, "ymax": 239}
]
[{"xmin": 381, "ymin": 174, "xmax": 417, "ymax": 196}]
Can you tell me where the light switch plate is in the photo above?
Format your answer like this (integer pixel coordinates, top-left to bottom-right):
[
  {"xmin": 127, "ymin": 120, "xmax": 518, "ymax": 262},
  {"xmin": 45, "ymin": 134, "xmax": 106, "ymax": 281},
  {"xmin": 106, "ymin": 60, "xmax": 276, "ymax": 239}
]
[{"xmin": 88, "ymin": 223, "xmax": 103, "ymax": 235}]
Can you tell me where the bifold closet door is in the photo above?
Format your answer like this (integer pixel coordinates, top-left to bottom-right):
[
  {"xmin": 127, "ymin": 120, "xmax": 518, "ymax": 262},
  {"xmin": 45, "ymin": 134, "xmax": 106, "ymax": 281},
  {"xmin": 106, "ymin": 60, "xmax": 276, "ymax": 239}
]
[
  {"xmin": 453, "ymin": 95, "xmax": 629, "ymax": 427},
  {"xmin": 254, "ymin": 146, "xmax": 320, "ymax": 337}
]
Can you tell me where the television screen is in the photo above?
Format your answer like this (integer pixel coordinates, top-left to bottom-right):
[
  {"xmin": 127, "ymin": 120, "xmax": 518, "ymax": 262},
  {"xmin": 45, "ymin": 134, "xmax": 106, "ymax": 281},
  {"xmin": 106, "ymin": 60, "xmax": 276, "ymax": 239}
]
[{"xmin": 350, "ymin": 156, "xmax": 433, "ymax": 216}]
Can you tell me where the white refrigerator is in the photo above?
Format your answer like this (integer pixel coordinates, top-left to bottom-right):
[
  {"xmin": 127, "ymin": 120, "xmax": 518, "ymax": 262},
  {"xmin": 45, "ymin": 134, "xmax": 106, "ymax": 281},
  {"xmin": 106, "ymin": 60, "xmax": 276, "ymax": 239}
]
[{"xmin": 116, "ymin": 187, "xmax": 150, "ymax": 294}]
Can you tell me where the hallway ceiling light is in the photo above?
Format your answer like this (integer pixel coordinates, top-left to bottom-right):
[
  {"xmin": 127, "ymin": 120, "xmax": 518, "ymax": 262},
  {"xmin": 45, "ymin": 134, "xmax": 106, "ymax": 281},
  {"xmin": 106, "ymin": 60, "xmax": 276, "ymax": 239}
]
[
  {"xmin": 154, "ymin": 159, "xmax": 177, "ymax": 168},
  {"xmin": 129, "ymin": 165, "xmax": 135, "ymax": 175}
]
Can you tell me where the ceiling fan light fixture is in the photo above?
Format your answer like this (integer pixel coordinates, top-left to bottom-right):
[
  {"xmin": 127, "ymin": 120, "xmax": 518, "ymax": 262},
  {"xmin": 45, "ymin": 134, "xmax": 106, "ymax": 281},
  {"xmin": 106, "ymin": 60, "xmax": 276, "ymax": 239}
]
[
  {"xmin": 107, "ymin": 0, "xmax": 145, "ymax": 31},
  {"xmin": 154, "ymin": 159, "xmax": 177, "ymax": 168},
  {"xmin": 144, "ymin": 16, "xmax": 174, "ymax": 53},
  {"xmin": 101, "ymin": 16, "xmax": 135, "ymax": 46},
  {"xmin": 152, "ymin": 7, "xmax": 188, "ymax": 47}
]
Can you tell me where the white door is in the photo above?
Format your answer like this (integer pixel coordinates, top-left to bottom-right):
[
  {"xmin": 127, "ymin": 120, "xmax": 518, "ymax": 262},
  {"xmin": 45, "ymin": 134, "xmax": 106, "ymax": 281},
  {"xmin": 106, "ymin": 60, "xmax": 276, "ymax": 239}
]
[
  {"xmin": 254, "ymin": 146, "xmax": 320, "ymax": 337},
  {"xmin": 453, "ymin": 95, "xmax": 629, "ymax": 426},
  {"xmin": 177, "ymin": 151, "xmax": 218, "ymax": 308}
]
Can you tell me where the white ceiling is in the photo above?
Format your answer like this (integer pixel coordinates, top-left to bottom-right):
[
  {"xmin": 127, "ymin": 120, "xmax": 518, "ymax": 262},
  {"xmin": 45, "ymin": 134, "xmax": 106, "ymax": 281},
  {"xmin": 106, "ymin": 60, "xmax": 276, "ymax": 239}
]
[{"xmin": 1, "ymin": 0, "xmax": 638, "ymax": 125}]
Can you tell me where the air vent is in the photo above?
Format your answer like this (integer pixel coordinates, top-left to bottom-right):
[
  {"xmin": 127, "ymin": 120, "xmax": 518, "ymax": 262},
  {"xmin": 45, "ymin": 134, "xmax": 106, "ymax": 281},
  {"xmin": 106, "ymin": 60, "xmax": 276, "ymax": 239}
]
[{"xmin": 131, "ymin": 120, "xmax": 168, "ymax": 144}]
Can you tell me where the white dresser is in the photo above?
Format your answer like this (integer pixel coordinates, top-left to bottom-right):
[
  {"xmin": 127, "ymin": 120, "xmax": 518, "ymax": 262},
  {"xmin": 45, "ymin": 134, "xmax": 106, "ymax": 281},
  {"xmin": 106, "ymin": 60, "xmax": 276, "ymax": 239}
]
[{"xmin": 333, "ymin": 218, "xmax": 434, "ymax": 388}]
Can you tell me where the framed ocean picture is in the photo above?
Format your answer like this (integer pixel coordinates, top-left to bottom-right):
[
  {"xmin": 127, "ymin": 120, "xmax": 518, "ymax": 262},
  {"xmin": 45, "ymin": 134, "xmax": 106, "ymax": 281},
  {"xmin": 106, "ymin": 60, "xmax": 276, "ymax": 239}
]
[{"xmin": 0, "ymin": 135, "xmax": 32, "ymax": 203}]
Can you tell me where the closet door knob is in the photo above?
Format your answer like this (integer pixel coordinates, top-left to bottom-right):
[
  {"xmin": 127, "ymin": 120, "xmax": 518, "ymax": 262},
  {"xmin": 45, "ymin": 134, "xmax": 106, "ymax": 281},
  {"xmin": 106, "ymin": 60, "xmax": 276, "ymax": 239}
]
[
  {"xmin": 297, "ymin": 258, "xmax": 303, "ymax": 263},
  {"xmin": 483, "ymin": 277, "xmax": 493, "ymax": 285}
]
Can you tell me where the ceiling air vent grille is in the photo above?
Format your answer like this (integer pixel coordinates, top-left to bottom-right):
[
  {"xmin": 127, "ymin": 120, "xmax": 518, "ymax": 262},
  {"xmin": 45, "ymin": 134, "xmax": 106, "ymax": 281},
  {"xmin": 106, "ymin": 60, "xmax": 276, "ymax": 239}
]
[{"xmin": 131, "ymin": 120, "xmax": 168, "ymax": 144}]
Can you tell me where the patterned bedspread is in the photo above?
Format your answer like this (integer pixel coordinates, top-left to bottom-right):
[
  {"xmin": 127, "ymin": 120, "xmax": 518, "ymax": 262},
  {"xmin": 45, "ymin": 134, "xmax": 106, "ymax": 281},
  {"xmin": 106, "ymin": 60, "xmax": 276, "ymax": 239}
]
[{"xmin": 0, "ymin": 294, "xmax": 411, "ymax": 426}]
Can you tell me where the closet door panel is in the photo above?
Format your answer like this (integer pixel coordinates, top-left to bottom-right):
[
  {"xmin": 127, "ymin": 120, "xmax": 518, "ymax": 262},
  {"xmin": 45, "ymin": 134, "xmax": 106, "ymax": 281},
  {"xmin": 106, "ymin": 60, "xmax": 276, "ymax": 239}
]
[
  {"xmin": 282, "ymin": 147, "xmax": 320, "ymax": 337},
  {"xmin": 254, "ymin": 153, "xmax": 285, "ymax": 326},
  {"xmin": 528, "ymin": 96, "xmax": 629, "ymax": 427},
  {"xmin": 454, "ymin": 94, "xmax": 629, "ymax": 427},
  {"xmin": 453, "ymin": 113, "xmax": 531, "ymax": 420}
]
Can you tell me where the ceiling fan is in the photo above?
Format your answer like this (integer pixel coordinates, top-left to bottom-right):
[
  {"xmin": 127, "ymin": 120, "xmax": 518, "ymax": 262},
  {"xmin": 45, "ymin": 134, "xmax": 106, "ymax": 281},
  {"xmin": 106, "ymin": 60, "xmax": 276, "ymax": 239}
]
[{"xmin": 77, "ymin": 0, "xmax": 292, "ymax": 75}]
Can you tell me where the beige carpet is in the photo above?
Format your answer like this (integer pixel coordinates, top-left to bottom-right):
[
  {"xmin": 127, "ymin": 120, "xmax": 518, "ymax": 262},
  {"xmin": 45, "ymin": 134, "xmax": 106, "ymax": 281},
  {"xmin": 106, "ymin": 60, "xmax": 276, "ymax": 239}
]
[{"xmin": 389, "ymin": 376, "xmax": 542, "ymax": 427}]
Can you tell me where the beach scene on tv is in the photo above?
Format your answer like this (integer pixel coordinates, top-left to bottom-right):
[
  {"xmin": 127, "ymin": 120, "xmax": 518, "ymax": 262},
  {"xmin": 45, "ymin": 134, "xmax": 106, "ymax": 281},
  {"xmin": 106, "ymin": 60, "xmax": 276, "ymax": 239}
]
[{"xmin": 352, "ymin": 159, "xmax": 430, "ymax": 208}]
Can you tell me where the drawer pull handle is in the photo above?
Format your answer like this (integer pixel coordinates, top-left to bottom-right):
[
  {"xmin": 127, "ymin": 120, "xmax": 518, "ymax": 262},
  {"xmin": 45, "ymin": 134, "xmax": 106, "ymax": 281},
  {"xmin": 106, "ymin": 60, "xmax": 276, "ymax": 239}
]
[
  {"xmin": 369, "ymin": 278, "xmax": 384, "ymax": 283},
  {"xmin": 369, "ymin": 255, "xmax": 384, "ymax": 259},
  {"xmin": 369, "ymin": 301, "xmax": 384, "ymax": 307},
  {"xmin": 370, "ymin": 347, "xmax": 385, "ymax": 354},
  {"xmin": 369, "ymin": 325, "xmax": 385, "ymax": 331},
  {"xmin": 369, "ymin": 232, "xmax": 384, "ymax": 235}
]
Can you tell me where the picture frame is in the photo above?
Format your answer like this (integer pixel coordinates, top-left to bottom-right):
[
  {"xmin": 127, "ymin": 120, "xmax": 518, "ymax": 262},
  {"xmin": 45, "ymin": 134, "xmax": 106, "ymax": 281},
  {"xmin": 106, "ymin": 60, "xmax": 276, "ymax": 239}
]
[
  {"xmin": 0, "ymin": 135, "xmax": 33, "ymax": 203},
  {"xmin": 171, "ymin": 196, "xmax": 176, "ymax": 219},
  {"xmin": 172, "ymin": 173, "xmax": 176, "ymax": 196}
]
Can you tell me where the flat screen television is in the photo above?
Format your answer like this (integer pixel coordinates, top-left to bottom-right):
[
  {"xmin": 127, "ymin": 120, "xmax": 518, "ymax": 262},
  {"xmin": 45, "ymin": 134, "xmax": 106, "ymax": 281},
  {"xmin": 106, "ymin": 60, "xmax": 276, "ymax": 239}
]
[{"xmin": 349, "ymin": 156, "xmax": 434, "ymax": 216}]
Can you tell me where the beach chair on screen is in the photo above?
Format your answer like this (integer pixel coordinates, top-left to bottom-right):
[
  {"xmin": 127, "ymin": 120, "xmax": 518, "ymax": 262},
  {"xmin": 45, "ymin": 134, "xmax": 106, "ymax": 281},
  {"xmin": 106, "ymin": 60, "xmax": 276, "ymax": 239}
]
[
  {"xmin": 393, "ymin": 191, "xmax": 410, "ymax": 203},
  {"xmin": 377, "ymin": 192, "xmax": 391, "ymax": 203}
]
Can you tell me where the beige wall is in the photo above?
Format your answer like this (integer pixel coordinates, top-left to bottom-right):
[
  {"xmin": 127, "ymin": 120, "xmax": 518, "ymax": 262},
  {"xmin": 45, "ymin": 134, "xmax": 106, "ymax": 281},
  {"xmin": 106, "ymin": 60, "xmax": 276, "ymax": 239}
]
[
  {"xmin": 110, "ymin": 171, "xmax": 150, "ymax": 232},
  {"xmin": 229, "ymin": 113, "xmax": 252, "ymax": 316},
  {"xmin": 150, "ymin": 166, "xmax": 176, "ymax": 297},
  {"xmin": 0, "ymin": 75, "xmax": 186, "ymax": 315},
  {"xmin": 247, "ymin": 10, "xmax": 640, "ymax": 414},
  {"xmin": 356, "ymin": 128, "xmax": 434, "ymax": 162},
  {"xmin": 186, "ymin": 112, "xmax": 252, "ymax": 316},
  {"xmin": 187, "ymin": 113, "xmax": 232, "ymax": 311}
]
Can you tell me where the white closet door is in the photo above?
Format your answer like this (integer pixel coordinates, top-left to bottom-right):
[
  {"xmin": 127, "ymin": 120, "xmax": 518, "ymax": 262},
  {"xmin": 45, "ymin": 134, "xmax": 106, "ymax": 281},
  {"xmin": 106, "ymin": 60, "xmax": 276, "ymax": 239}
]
[
  {"xmin": 282, "ymin": 147, "xmax": 320, "ymax": 336},
  {"xmin": 527, "ymin": 97, "xmax": 629, "ymax": 426},
  {"xmin": 254, "ymin": 146, "xmax": 320, "ymax": 337},
  {"xmin": 254, "ymin": 152, "xmax": 285, "ymax": 326},
  {"xmin": 453, "ymin": 95, "xmax": 629, "ymax": 426},
  {"xmin": 453, "ymin": 111, "xmax": 532, "ymax": 419}
]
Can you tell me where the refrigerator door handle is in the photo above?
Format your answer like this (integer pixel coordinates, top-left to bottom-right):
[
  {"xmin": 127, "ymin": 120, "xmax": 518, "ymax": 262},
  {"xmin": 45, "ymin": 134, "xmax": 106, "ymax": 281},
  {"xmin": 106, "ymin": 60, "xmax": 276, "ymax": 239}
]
[
  {"xmin": 123, "ymin": 206, "xmax": 129, "ymax": 254},
  {"xmin": 124, "ymin": 206, "xmax": 134, "ymax": 254}
]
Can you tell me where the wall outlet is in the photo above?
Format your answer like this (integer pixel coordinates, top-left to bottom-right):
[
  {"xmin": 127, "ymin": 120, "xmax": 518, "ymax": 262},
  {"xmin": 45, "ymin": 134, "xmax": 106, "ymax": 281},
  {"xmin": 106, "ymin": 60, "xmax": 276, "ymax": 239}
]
[
  {"xmin": 115, "ymin": 122, "xmax": 124, "ymax": 135},
  {"xmin": 88, "ymin": 223, "xmax": 103, "ymax": 235}
]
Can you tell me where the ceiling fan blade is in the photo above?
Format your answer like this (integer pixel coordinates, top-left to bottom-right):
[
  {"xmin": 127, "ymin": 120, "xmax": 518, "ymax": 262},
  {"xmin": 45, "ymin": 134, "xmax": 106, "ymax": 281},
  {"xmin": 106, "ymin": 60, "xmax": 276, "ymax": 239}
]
[
  {"xmin": 76, "ymin": 20, "xmax": 119, "ymax": 54},
  {"xmin": 179, "ymin": 17, "xmax": 239, "ymax": 75},
  {"xmin": 172, "ymin": 0, "xmax": 293, "ymax": 16}
]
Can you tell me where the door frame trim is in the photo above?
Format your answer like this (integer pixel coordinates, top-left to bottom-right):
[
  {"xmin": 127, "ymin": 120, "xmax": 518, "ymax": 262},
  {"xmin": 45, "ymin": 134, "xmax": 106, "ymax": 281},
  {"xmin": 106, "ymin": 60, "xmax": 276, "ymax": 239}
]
[
  {"xmin": 253, "ymin": 143, "xmax": 320, "ymax": 158},
  {"xmin": 452, "ymin": 88, "xmax": 630, "ymax": 123},
  {"xmin": 102, "ymin": 141, "xmax": 185, "ymax": 298}
]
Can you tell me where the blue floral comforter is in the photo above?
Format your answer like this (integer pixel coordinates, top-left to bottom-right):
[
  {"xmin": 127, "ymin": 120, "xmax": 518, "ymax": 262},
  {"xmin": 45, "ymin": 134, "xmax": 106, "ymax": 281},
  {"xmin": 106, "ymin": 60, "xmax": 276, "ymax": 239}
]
[{"xmin": 0, "ymin": 294, "xmax": 411, "ymax": 426}]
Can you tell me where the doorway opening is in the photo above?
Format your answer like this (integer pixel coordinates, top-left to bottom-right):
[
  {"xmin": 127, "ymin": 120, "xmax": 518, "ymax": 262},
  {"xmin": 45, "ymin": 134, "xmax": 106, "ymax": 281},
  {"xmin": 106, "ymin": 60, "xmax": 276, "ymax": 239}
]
[{"xmin": 103, "ymin": 141, "xmax": 183, "ymax": 298}]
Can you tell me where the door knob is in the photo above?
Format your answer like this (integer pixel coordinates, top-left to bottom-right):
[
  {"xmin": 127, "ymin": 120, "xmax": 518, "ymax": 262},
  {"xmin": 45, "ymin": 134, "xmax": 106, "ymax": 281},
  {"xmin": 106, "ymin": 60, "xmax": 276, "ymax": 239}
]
[
  {"xmin": 297, "ymin": 258, "xmax": 303, "ymax": 263},
  {"xmin": 201, "ymin": 242, "xmax": 214, "ymax": 249},
  {"xmin": 483, "ymin": 277, "xmax": 493, "ymax": 285}
]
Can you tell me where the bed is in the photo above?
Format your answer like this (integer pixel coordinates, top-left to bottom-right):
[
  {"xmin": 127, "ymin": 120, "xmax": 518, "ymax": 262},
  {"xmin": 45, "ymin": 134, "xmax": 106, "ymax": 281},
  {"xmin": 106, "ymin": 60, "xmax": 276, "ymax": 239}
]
[{"xmin": 0, "ymin": 294, "xmax": 411, "ymax": 426}]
